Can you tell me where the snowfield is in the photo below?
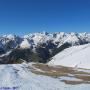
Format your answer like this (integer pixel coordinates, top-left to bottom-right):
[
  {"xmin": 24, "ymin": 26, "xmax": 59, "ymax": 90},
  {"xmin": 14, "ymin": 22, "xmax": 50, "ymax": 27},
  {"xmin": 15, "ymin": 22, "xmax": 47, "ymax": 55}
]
[
  {"xmin": 48, "ymin": 43, "xmax": 90, "ymax": 69},
  {"xmin": 0, "ymin": 63, "xmax": 90, "ymax": 90}
]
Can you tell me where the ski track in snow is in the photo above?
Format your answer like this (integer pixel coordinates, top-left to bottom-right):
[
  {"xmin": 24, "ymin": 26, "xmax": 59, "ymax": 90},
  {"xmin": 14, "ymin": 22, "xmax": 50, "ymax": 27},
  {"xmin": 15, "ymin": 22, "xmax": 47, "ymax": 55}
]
[{"xmin": 0, "ymin": 64, "xmax": 89, "ymax": 90}]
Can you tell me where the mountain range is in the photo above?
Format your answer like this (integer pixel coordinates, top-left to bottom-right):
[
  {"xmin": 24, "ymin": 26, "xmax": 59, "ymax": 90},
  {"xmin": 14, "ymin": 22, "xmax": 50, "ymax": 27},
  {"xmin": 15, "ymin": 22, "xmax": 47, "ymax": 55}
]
[{"xmin": 0, "ymin": 32, "xmax": 90, "ymax": 65}]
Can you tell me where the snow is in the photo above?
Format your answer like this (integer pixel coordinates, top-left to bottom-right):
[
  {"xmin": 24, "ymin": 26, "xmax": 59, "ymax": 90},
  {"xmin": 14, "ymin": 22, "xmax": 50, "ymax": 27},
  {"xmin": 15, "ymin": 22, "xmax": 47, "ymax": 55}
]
[
  {"xmin": 48, "ymin": 43, "xmax": 90, "ymax": 69},
  {"xmin": 1, "ymin": 32, "xmax": 90, "ymax": 50},
  {"xmin": 0, "ymin": 64, "xmax": 90, "ymax": 90},
  {"xmin": 32, "ymin": 33, "xmax": 53, "ymax": 45},
  {"xmin": 3, "ymin": 34, "xmax": 15, "ymax": 40},
  {"xmin": 23, "ymin": 32, "xmax": 90, "ymax": 47},
  {"xmin": 64, "ymin": 33, "xmax": 80, "ymax": 45},
  {"xmin": 58, "ymin": 76, "xmax": 82, "ymax": 81},
  {"xmin": 0, "ymin": 50, "xmax": 12, "ymax": 57},
  {"xmin": 20, "ymin": 39, "xmax": 31, "ymax": 49}
]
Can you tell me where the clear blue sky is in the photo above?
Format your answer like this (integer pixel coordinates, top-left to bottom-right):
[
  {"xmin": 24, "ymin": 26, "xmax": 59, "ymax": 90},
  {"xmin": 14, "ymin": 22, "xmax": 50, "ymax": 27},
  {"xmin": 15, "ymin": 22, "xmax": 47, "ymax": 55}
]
[{"xmin": 0, "ymin": 0, "xmax": 90, "ymax": 35}]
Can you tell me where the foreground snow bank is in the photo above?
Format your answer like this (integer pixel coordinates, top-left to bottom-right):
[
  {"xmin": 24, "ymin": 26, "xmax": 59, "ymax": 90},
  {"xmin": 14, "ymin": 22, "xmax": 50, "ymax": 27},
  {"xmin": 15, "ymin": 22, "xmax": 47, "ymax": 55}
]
[
  {"xmin": 0, "ymin": 64, "xmax": 90, "ymax": 90},
  {"xmin": 48, "ymin": 44, "xmax": 90, "ymax": 69}
]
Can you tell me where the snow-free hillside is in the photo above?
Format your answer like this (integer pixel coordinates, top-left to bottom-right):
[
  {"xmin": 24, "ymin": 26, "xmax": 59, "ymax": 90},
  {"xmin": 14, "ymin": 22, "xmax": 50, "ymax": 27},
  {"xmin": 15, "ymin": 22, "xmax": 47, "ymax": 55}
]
[
  {"xmin": 0, "ymin": 63, "xmax": 90, "ymax": 90},
  {"xmin": 48, "ymin": 43, "xmax": 90, "ymax": 69}
]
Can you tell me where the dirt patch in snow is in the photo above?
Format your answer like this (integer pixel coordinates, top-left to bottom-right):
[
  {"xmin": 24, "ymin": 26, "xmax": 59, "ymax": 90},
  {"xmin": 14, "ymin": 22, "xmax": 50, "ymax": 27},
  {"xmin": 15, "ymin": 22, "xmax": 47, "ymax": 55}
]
[{"xmin": 28, "ymin": 63, "xmax": 90, "ymax": 85}]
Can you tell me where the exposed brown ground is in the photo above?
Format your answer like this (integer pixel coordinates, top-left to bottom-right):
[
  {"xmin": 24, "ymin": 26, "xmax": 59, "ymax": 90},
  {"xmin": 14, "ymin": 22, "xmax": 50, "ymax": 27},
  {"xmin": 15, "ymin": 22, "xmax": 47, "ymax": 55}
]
[{"xmin": 28, "ymin": 63, "xmax": 90, "ymax": 85}]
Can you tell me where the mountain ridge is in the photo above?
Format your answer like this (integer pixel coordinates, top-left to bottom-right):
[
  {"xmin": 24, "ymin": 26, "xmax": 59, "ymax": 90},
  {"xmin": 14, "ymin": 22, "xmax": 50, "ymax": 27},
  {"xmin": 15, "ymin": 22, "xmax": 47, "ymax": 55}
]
[{"xmin": 0, "ymin": 32, "xmax": 90, "ymax": 64}]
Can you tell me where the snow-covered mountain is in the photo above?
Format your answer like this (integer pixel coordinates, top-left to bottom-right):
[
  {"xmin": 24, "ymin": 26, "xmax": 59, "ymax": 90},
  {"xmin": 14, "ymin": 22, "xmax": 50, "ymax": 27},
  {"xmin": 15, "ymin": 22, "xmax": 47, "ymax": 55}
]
[
  {"xmin": 0, "ymin": 32, "xmax": 90, "ymax": 51},
  {"xmin": 0, "ymin": 32, "xmax": 90, "ymax": 90},
  {"xmin": 0, "ymin": 32, "xmax": 90, "ymax": 65},
  {"xmin": 48, "ymin": 43, "xmax": 90, "ymax": 69}
]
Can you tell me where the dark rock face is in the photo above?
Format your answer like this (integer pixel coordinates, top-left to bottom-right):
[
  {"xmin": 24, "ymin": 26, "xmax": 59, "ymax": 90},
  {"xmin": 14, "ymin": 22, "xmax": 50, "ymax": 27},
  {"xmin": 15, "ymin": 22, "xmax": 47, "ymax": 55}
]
[
  {"xmin": 0, "ymin": 42, "xmax": 71, "ymax": 64},
  {"xmin": 0, "ymin": 48, "xmax": 5, "ymax": 55},
  {"xmin": 1, "ymin": 48, "xmax": 49, "ymax": 64},
  {"xmin": 52, "ymin": 43, "xmax": 71, "ymax": 56}
]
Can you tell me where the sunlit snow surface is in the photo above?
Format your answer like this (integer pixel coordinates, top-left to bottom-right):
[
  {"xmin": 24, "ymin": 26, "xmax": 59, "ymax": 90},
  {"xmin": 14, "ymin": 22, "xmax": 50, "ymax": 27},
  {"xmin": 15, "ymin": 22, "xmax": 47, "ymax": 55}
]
[
  {"xmin": 0, "ymin": 63, "xmax": 90, "ymax": 90},
  {"xmin": 49, "ymin": 43, "xmax": 90, "ymax": 69}
]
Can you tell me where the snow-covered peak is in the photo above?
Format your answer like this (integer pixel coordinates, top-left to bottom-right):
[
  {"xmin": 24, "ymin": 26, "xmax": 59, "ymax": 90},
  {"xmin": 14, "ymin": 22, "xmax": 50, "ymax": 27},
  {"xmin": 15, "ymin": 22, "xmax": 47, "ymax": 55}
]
[
  {"xmin": 0, "ymin": 32, "xmax": 90, "ymax": 50},
  {"xmin": 3, "ymin": 34, "xmax": 16, "ymax": 40},
  {"xmin": 64, "ymin": 33, "xmax": 80, "ymax": 45},
  {"xmin": 20, "ymin": 39, "xmax": 32, "ymax": 49},
  {"xmin": 22, "ymin": 32, "xmax": 90, "ymax": 46}
]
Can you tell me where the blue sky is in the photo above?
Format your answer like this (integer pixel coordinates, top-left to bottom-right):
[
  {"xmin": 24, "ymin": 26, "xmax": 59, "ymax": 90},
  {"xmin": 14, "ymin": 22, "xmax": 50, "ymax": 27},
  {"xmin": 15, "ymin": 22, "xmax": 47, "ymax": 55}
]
[{"xmin": 0, "ymin": 0, "xmax": 90, "ymax": 35}]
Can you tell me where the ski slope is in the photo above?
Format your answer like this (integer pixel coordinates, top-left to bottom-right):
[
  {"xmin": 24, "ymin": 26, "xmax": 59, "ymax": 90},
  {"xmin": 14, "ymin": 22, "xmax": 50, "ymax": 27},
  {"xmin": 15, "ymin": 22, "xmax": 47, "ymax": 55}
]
[
  {"xmin": 48, "ymin": 44, "xmax": 90, "ymax": 69},
  {"xmin": 0, "ymin": 63, "xmax": 90, "ymax": 90}
]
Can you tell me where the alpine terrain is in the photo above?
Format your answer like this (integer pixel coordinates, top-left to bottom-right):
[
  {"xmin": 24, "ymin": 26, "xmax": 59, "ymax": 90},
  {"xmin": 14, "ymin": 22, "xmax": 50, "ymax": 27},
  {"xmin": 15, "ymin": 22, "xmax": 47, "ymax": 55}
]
[{"xmin": 0, "ymin": 32, "xmax": 90, "ymax": 90}]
